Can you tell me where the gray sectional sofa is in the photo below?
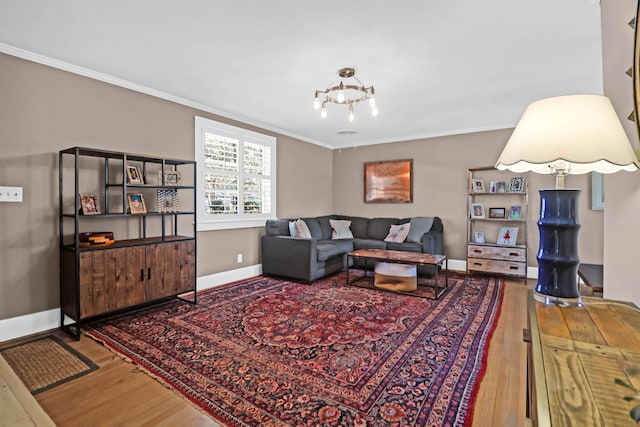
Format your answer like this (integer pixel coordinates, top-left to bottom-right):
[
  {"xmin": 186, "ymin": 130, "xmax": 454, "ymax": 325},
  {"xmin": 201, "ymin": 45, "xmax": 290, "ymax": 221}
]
[{"xmin": 261, "ymin": 215, "xmax": 444, "ymax": 282}]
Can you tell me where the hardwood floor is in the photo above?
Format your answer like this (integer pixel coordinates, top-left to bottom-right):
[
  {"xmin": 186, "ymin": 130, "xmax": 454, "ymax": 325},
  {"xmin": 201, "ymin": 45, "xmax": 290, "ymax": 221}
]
[{"xmin": 14, "ymin": 277, "xmax": 530, "ymax": 426}]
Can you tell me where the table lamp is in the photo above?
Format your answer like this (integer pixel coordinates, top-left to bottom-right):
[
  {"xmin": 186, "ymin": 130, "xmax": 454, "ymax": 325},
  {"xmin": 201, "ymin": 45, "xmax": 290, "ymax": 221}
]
[{"xmin": 495, "ymin": 94, "xmax": 638, "ymax": 304}]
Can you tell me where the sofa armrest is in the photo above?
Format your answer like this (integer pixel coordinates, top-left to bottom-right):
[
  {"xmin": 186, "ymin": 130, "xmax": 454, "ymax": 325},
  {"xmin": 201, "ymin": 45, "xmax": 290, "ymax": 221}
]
[
  {"xmin": 422, "ymin": 230, "xmax": 444, "ymax": 255},
  {"xmin": 261, "ymin": 235, "xmax": 318, "ymax": 281}
]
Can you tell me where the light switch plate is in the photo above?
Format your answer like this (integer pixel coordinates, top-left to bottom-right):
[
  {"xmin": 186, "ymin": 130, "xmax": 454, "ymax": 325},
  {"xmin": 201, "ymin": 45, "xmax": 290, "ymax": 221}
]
[{"xmin": 0, "ymin": 186, "xmax": 23, "ymax": 202}]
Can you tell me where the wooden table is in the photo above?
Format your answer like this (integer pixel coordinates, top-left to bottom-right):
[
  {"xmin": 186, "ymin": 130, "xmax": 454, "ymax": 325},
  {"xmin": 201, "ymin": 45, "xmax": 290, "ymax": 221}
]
[
  {"xmin": 526, "ymin": 291, "xmax": 640, "ymax": 426},
  {"xmin": 346, "ymin": 249, "xmax": 448, "ymax": 299},
  {"xmin": 578, "ymin": 263, "xmax": 604, "ymax": 294}
]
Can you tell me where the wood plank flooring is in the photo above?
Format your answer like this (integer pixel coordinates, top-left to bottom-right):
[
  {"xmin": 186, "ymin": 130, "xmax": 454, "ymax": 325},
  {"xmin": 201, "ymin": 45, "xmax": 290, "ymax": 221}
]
[{"xmin": 6, "ymin": 277, "xmax": 530, "ymax": 426}]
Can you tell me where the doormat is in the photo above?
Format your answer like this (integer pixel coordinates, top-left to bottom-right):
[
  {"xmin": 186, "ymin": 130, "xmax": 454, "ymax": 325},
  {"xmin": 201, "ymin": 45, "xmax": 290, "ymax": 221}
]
[{"xmin": 1, "ymin": 335, "xmax": 98, "ymax": 394}]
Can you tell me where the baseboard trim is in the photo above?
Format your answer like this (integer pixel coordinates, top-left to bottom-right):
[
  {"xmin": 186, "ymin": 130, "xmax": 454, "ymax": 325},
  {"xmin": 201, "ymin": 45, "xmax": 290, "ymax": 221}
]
[{"xmin": 197, "ymin": 264, "xmax": 263, "ymax": 291}]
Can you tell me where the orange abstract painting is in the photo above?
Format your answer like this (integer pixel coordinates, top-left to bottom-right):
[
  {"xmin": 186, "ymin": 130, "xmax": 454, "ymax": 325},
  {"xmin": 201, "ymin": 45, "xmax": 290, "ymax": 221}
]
[{"xmin": 364, "ymin": 159, "xmax": 413, "ymax": 203}]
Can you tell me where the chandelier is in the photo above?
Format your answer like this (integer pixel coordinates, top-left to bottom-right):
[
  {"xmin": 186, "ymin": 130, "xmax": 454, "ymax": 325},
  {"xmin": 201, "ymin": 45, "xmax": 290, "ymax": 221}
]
[{"xmin": 313, "ymin": 67, "xmax": 377, "ymax": 122}]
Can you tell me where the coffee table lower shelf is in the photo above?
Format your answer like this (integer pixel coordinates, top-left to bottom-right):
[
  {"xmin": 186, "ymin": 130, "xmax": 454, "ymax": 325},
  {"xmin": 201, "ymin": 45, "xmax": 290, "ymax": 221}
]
[{"xmin": 346, "ymin": 249, "xmax": 448, "ymax": 299}]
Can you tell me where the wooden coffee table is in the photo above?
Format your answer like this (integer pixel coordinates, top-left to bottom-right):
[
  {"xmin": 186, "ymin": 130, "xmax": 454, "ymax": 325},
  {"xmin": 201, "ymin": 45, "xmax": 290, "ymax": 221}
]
[{"xmin": 346, "ymin": 249, "xmax": 448, "ymax": 299}]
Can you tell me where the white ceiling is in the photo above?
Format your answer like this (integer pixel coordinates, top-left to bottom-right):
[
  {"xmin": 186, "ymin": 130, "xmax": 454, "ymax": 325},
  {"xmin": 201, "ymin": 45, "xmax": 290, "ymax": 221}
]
[{"xmin": 0, "ymin": 0, "xmax": 603, "ymax": 149}]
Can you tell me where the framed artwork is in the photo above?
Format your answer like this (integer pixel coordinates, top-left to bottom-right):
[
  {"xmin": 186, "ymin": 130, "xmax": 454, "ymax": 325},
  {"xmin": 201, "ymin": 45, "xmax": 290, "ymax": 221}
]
[
  {"xmin": 489, "ymin": 181, "xmax": 497, "ymax": 193},
  {"xmin": 489, "ymin": 207, "xmax": 506, "ymax": 218},
  {"xmin": 474, "ymin": 231, "xmax": 485, "ymax": 243},
  {"xmin": 471, "ymin": 178, "xmax": 486, "ymax": 193},
  {"xmin": 159, "ymin": 170, "xmax": 181, "ymax": 186},
  {"xmin": 157, "ymin": 189, "xmax": 178, "ymax": 213},
  {"xmin": 127, "ymin": 165, "xmax": 143, "ymax": 184},
  {"xmin": 497, "ymin": 226, "xmax": 518, "ymax": 245},
  {"xmin": 509, "ymin": 176, "xmax": 525, "ymax": 193},
  {"xmin": 364, "ymin": 159, "xmax": 413, "ymax": 203},
  {"xmin": 79, "ymin": 194, "xmax": 100, "ymax": 215},
  {"xmin": 127, "ymin": 193, "xmax": 147, "ymax": 214},
  {"xmin": 470, "ymin": 203, "xmax": 485, "ymax": 218},
  {"xmin": 510, "ymin": 205, "xmax": 522, "ymax": 219},
  {"xmin": 496, "ymin": 181, "xmax": 507, "ymax": 193}
]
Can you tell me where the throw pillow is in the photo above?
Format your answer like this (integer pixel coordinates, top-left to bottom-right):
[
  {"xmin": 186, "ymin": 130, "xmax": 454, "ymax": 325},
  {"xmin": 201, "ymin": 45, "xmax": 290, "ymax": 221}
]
[
  {"xmin": 288, "ymin": 221, "xmax": 296, "ymax": 236},
  {"xmin": 384, "ymin": 223, "xmax": 411, "ymax": 243},
  {"xmin": 329, "ymin": 219, "xmax": 354, "ymax": 239},
  {"xmin": 406, "ymin": 217, "xmax": 435, "ymax": 243},
  {"xmin": 294, "ymin": 219, "xmax": 312, "ymax": 238}
]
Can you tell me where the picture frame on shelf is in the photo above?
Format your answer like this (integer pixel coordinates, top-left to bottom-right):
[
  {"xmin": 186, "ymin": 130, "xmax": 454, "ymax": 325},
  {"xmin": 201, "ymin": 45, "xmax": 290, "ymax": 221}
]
[
  {"xmin": 471, "ymin": 178, "xmax": 486, "ymax": 193},
  {"xmin": 509, "ymin": 176, "xmax": 525, "ymax": 193},
  {"xmin": 474, "ymin": 231, "xmax": 485, "ymax": 243},
  {"xmin": 79, "ymin": 194, "xmax": 100, "ymax": 215},
  {"xmin": 157, "ymin": 189, "xmax": 178, "ymax": 213},
  {"xmin": 510, "ymin": 205, "xmax": 522, "ymax": 219},
  {"xmin": 489, "ymin": 181, "xmax": 497, "ymax": 193},
  {"xmin": 127, "ymin": 193, "xmax": 147, "ymax": 214},
  {"xmin": 489, "ymin": 207, "xmax": 506, "ymax": 218},
  {"xmin": 470, "ymin": 203, "xmax": 485, "ymax": 218},
  {"xmin": 497, "ymin": 226, "xmax": 518, "ymax": 245},
  {"xmin": 159, "ymin": 170, "xmax": 181, "ymax": 186},
  {"xmin": 496, "ymin": 181, "xmax": 506, "ymax": 193},
  {"xmin": 126, "ymin": 165, "xmax": 143, "ymax": 184}
]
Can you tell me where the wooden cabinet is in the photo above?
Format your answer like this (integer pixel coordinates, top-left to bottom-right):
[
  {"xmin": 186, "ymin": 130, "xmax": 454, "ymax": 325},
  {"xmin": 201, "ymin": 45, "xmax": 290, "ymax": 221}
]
[
  {"xmin": 59, "ymin": 147, "xmax": 197, "ymax": 338},
  {"xmin": 466, "ymin": 166, "xmax": 528, "ymax": 279}
]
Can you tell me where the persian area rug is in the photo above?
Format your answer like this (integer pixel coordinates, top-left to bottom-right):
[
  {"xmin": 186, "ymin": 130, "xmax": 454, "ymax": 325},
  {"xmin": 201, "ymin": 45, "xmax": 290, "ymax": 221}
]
[
  {"xmin": 86, "ymin": 271, "xmax": 503, "ymax": 426},
  {"xmin": 1, "ymin": 335, "xmax": 98, "ymax": 394}
]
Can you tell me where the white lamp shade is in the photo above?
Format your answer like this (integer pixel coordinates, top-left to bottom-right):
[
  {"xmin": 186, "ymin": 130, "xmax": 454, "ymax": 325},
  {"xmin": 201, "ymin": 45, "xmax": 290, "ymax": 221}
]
[{"xmin": 496, "ymin": 94, "xmax": 639, "ymax": 174}]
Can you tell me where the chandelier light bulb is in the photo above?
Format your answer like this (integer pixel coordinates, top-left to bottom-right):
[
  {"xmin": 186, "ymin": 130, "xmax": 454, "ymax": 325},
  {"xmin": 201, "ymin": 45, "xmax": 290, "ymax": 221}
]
[
  {"xmin": 321, "ymin": 105, "xmax": 327, "ymax": 119},
  {"xmin": 371, "ymin": 106, "xmax": 378, "ymax": 117},
  {"xmin": 313, "ymin": 93, "xmax": 320, "ymax": 110},
  {"xmin": 337, "ymin": 82, "xmax": 345, "ymax": 103},
  {"xmin": 348, "ymin": 105, "xmax": 354, "ymax": 123}
]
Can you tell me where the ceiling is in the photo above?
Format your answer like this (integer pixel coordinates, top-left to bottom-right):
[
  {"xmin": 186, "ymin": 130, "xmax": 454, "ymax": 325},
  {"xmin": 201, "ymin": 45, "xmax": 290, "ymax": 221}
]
[{"xmin": 0, "ymin": 1, "xmax": 603, "ymax": 149}]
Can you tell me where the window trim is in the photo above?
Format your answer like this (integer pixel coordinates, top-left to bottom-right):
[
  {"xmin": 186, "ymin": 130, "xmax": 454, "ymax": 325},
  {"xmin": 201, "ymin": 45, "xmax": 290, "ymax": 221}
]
[{"xmin": 195, "ymin": 116, "xmax": 276, "ymax": 231}]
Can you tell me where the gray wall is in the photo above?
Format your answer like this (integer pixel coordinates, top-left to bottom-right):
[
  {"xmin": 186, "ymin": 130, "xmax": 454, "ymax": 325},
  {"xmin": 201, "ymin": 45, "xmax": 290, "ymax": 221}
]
[{"xmin": 0, "ymin": 52, "xmax": 334, "ymax": 320}]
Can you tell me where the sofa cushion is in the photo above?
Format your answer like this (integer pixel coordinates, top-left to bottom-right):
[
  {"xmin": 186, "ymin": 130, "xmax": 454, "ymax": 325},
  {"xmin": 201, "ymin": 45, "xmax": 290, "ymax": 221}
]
[
  {"xmin": 301, "ymin": 217, "xmax": 323, "ymax": 239},
  {"xmin": 336, "ymin": 216, "xmax": 368, "ymax": 238},
  {"xmin": 385, "ymin": 241, "xmax": 423, "ymax": 252},
  {"xmin": 366, "ymin": 218, "xmax": 399, "ymax": 240},
  {"xmin": 384, "ymin": 223, "xmax": 411, "ymax": 243},
  {"xmin": 316, "ymin": 215, "xmax": 334, "ymax": 240},
  {"xmin": 294, "ymin": 219, "xmax": 312, "ymax": 238},
  {"xmin": 266, "ymin": 219, "xmax": 291, "ymax": 236},
  {"xmin": 329, "ymin": 219, "xmax": 354, "ymax": 239},
  {"xmin": 406, "ymin": 217, "xmax": 435, "ymax": 243},
  {"xmin": 316, "ymin": 240, "xmax": 354, "ymax": 262},
  {"xmin": 353, "ymin": 238, "xmax": 387, "ymax": 250}
]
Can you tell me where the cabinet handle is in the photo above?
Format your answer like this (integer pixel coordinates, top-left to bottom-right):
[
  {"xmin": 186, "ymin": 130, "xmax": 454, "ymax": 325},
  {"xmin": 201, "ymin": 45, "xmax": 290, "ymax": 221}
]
[
  {"xmin": 147, "ymin": 268, "xmax": 151, "ymax": 280},
  {"xmin": 509, "ymin": 252, "xmax": 519, "ymax": 257},
  {"xmin": 473, "ymin": 249, "xmax": 482, "ymax": 254},
  {"xmin": 473, "ymin": 262, "xmax": 483, "ymax": 266},
  {"xmin": 509, "ymin": 266, "xmax": 519, "ymax": 270},
  {"xmin": 140, "ymin": 269, "xmax": 144, "ymax": 281}
]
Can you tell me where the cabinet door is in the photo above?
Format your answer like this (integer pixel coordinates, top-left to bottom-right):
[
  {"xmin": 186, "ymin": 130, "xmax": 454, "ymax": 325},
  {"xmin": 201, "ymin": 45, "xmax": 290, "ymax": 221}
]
[
  {"xmin": 146, "ymin": 240, "xmax": 195, "ymax": 299},
  {"xmin": 79, "ymin": 246, "xmax": 146, "ymax": 318}
]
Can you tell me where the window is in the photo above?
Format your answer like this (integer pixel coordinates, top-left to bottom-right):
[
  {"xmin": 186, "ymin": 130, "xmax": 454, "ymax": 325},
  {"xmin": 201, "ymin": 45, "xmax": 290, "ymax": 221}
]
[{"xmin": 195, "ymin": 116, "xmax": 276, "ymax": 230}]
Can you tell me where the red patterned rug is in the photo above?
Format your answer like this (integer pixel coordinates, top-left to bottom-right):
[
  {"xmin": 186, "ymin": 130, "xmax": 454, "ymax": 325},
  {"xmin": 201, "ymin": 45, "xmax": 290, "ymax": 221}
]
[{"xmin": 86, "ymin": 271, "xmax": 503, "ymax": 426}]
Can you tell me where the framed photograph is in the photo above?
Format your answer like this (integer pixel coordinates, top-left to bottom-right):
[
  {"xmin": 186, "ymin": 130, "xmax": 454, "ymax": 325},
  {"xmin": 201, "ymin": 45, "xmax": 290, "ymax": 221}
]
[
  {"xmin": 364, "ymin": 159, "xmax": 413, "ymax": 203},
  {"xmin": 496, "ymin": 181, "xmax": 506, "ymax": 193},
  {"xmin": 157, "ymin": 189, "xmax": 178, "ymax": 213},
  {"xmin": 127, "ymin": 165, "xmax": 143, "ymax": 184},
  {"xmin": 159, "ymin": 170, "xmax": 181, "ymax": 186},
  {"xmin": 471, "ymin": 178, "xmax": 486, "ymax": 193},
  {"xmin": 497, "ymin": 226, "xmax": 519, "ymax": 245},
  {"xmin": 470, "ymin": 203, "xmax": 485, "ymax": 219},
  {"xmin": 127, "ymin": 193, "xmax": 147, "ymax": 214},
  {"xmin": 79, "ymin": 194, "xmax": 100, "ymax": 215},
  {"xmin": 489, "ymin": 207, "xmax": 506, "ymax": 218},
  {"xmin": 510, "ymin": 205, "xmax": 522, "ymax": 219},
  {"xmin": 489, "ymin": 181, "xmax": 497, "ymax": 193},
  {"xmin": 474, "ymin": 231, "xmax": 485, "ymax": 243},
  {"xmin": 509, "ymin": 176, "xmax": 525, "ymax": 193}
]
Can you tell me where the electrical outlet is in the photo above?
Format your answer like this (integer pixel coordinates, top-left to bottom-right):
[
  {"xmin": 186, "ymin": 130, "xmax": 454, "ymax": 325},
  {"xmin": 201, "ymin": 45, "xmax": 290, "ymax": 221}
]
[
  {"xmin": 0, "ymin": 186, "xmax": 23, "ymax": 202},
  {"xmin": 237, "ymin": 253, "xmax": 243, "ymax": 264}
]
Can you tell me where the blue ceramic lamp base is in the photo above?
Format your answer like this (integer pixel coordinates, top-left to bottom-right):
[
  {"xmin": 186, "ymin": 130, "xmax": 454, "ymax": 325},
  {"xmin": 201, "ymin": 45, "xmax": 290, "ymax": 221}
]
[{"xmin": 534, "ymin": 188, "xmax": 582, "ymax": 306}]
